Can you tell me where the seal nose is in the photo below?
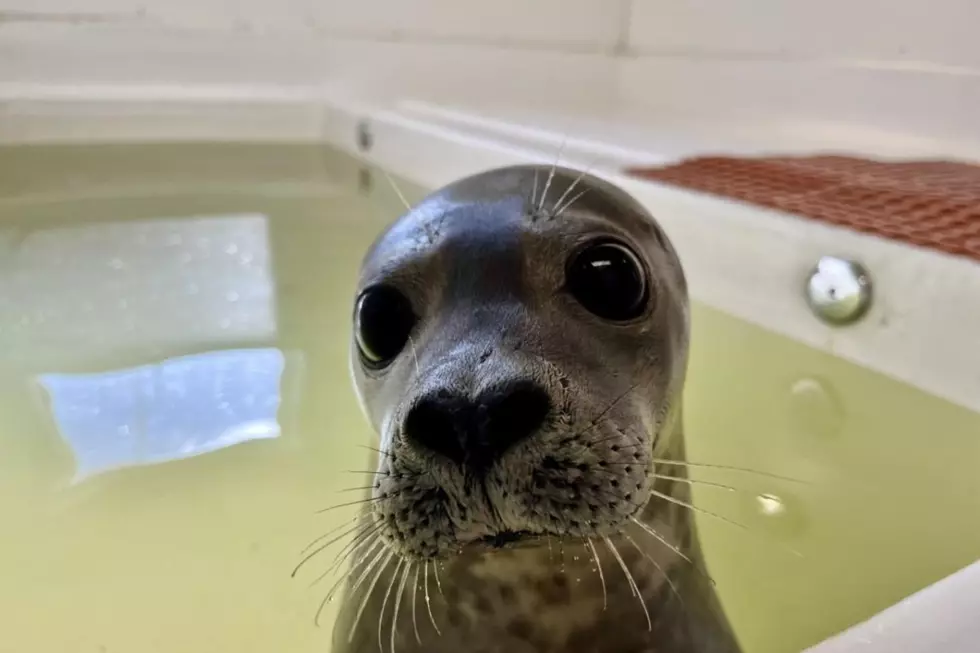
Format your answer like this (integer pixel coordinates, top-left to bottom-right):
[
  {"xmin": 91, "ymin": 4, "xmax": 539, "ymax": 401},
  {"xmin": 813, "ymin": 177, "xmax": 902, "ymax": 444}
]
[{"xmin": 403, "ymin": 380, "xmax": 551, "ymax": 469}]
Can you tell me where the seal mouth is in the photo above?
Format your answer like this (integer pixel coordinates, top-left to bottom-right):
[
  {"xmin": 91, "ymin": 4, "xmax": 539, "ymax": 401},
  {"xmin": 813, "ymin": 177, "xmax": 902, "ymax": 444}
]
[
  {"xmin": 466, "ymin": 529, "xmax": 540, "ymax": 552},
  {"xmin": 481, "ymin": 530, "xmax": 530, "ymax": 547}
]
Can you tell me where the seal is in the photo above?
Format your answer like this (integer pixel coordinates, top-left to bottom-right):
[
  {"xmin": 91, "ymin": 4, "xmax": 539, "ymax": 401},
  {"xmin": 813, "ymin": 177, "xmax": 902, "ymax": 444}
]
[{"xmin": 330, "ymin": 164, "xmax": 742, "ymax": 653}]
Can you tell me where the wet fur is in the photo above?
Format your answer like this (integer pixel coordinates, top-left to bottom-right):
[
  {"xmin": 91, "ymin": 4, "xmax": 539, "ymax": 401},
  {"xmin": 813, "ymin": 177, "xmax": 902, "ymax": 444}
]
[{"xmin": 333, "ymin": 165, "xmax": 741, "ymax": 653}]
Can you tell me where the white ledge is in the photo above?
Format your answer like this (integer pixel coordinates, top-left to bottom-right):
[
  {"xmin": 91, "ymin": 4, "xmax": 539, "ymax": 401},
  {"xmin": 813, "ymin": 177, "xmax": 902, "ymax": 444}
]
[{"xmin": 804, "ymin": 560, "xmax": 980, "ymax": 653}]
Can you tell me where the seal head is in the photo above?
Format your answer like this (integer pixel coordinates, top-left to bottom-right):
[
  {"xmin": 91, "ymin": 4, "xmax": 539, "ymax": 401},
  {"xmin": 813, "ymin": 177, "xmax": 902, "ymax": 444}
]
[{"xmin": 338, "ymin": 164, "xmax": 739, "ymax": 653}]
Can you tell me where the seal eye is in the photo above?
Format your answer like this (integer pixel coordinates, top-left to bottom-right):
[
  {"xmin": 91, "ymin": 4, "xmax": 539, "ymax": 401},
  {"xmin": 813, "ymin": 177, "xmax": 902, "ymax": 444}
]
[
  {"xmin": 354, "ymin": 284, "xmax": 416, "ymax": 368},
  {"xmin": 566, "ymin": 240, "xmax": 648, "ymax": 321}
]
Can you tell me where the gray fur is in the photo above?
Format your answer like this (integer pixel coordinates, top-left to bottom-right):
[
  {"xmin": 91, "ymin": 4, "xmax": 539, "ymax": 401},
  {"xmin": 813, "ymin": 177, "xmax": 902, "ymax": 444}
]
[{"xmin": 334, "ymin": 165, "xmax": 741, "ymax": 653}]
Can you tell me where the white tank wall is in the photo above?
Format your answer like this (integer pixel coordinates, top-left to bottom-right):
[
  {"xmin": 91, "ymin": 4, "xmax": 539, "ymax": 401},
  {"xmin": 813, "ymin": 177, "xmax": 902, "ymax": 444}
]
[{"xmin": 2, "ymin": 0, "xmax": 979, "ymax": 155}]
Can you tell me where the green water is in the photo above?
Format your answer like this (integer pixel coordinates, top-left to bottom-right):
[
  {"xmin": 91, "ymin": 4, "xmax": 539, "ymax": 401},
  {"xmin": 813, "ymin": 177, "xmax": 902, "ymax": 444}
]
[{"xmin": 0, "ymin": 143, "xmax": 977, "ymax": 653}]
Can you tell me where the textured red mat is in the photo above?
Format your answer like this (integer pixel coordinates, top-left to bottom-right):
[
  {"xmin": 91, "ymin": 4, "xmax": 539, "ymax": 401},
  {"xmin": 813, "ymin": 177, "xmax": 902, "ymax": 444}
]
[{"xmin": 628, "ymin": 155, "xmax": 980, "ymax": 263}]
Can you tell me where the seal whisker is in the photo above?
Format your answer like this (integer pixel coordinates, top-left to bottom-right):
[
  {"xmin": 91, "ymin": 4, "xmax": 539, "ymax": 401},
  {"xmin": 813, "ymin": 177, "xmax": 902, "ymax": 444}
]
[
  {"xmin": 316, "ymin": 495, "xmax": 390, "ymax": 514},
  {"xmin": 411, "ymin": 562, "xmax": 422, "ymax": 645},
  {"xmin": 300, "ymin": 516, "xmax": 357, "ymax": 555},
  {"xmin": 315, "ymin": 539, "xmax": 384, "ymax": 623},
  {"xmin": 381, "ymin": 169, "xmax": 412, "ymax": 212},
  {"xmin": 530, "ymin": 168, "xmax": 540, "ymax": 213},
  {"xmin": 423, "ymin": 560, "xmax": 442, "ymax": 636},
  {"xmin": 390, "ymin": 560, "xmax": 412, "ymax": 653},
  {"xmin": 651, "ymin": 458, "xmax": 809, "ymax": 485},
  {"xmin": 347, "ymin": 549, "xmax": 396, "ymax": 640},
  {"xmin": 603, "ymin": 536, "xmax": 652, "ymax": 631},
  {"xmin": 377, "ymin": 557, "xmax": 404, "ymax": 653},
  {"xmin": 357, "ymin": 444, "xmax": 394, "ymax": 458},
  {"xmin": 339, "ymin": 485, "xmax": 380, "ymax": 493},
  {"xmin": 311, "ymin": 520, "xmax": 387, "ymax": 587},
  {"xmin": 293, "ymin": 518, "xmax": 376, "ymax": 578},
  {"xmin": 627, "ymin": 516, "xmax": 697, "ymax": 569},
  {"xmin": 348, "ymin": 541, "xmax": 390, "ymax": 596},
  {"xmin": 622, "ymin": 532, "xmax": 685, "ymax": 607},
  {"xmin": 343, "ymin": 470, "xmax": 422, "ymax": 483},
  {"xmin": 537, "ymin": 137, "xmax": 567, "ymax": 213},
  {"xmin": 550, "ymin": 164, "xmax": 592, "ymax": 217},
  {"xmin": 569, "ymin": 381, "xmax": 641, "ymax": 443},
  {"xmin": 585, "ymin": 538, "xmax": 607, "ymax": 611},
  {"xmin": 320, "ymin": 538, "xmax": 384, "ymax": 608},
  {"xmin": 433, "ymin": 561, "xmax": 445, "ymax": 598},
  {"xmin": 317, "ymin": 540, "xmax": 387, "ymax": 627},
  {"xmin": 648, "ymin": 488, "xmax": 804, "ymax": 558},
  {"xmin": 555, "ymin": 188, "xmax": 590, "ymax": 217},
  {"xmin": 652, "ymin": 473, "xmax": 738, "ymax": 493}
]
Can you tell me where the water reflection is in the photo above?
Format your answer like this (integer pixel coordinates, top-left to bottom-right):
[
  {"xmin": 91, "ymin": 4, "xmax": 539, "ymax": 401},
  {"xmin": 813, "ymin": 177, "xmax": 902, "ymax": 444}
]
[
  {"xmin": 0, "ymin": 213, "xmax": 277, "ymax": 371},
  {"xmin": 38, "ymin": 348, "xmax": 284, "ymax": 482}
]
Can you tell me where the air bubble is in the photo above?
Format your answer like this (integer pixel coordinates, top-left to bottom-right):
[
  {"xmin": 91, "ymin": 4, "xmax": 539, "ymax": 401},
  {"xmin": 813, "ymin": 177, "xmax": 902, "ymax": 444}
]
[{"xmin": 756, "ymin": 493, "xmax": 786, "ymax": 517}]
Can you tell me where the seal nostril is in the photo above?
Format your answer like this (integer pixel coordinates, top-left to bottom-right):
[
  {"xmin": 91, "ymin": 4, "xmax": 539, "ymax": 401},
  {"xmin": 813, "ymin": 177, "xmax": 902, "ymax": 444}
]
[
  {"xmin": 402, "ymin": 381, "xmax": 551, "ymax": 470},
  {"xmin": 481, "ymin": 380, "xmax": 551, "ymax": 460},
  {"xmin": 403, "ymin": 395, "xmax": 467, "ymax": 465}
]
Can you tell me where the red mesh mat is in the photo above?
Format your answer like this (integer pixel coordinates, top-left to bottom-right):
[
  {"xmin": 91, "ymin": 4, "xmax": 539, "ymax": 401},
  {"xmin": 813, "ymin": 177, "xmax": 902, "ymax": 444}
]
[{"xmin": 627, "ymin": 155, "xmax": 980, "ymax": 262}]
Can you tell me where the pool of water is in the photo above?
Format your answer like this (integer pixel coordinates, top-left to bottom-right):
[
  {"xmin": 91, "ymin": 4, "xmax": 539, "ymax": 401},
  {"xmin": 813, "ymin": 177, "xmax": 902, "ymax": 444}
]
[{"xmin": 0, "ymin": 143, "xmax": 977, "ymax": 653}]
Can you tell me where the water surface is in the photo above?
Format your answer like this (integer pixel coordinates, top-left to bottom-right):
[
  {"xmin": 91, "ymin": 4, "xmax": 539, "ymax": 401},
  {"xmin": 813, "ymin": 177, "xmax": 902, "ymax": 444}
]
[{"xmin": 0, "ymin": 143, "xmax": 977, "ymax": 653}]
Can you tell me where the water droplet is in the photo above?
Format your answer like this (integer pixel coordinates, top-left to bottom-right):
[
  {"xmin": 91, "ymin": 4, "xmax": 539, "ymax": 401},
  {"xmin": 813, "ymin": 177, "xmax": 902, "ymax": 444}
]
[
  {"xmin": 118, "ymin": 298, "xmax": 129, "ymax": 309},
  {"xmin": 179, "ymin": 252, "xmax": 193, "ymax": 264},
  {"xmin": 220, "ymin": 318, "xmax": 232, "ymax": 329},
  {"xmin": 789, "ymin": 377, "xmax": 844, "ymax": 439},
  {"xmin": 118, "ymin": 425, "xmax": 131, "ymax": 436},
  {"xmin": 225, "ymin": 243, "xmax": 239, "ymax": 255},
  {"xmin": 108, "ymin": 258, "xmax": 125, "ymax": 270},
  {"xmin": 226, "ymin": 291, "xmax": 240, "ymax": 302},
  {"xmin": 756, "ymin": 493, "xmax": 786, "ymax": 517},
  {"xmin": 166, "ymin": 234, "xmax": 183, "ymax": 246},
  {"xmin": 572, "ymin": 555, "xmax": 580, "ymax": 561},
  {"xmin": 240, "ymin": 252, "xmax": 254, "ymax": 264},
  {"xmin": 186, "ymin": 283, "xmax": 199, "ymax": 295}
]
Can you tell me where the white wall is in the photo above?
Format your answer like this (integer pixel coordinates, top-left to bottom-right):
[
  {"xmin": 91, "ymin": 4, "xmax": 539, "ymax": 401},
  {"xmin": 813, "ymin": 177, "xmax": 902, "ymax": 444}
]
[{"xmin": 2, "ymin": 0, "xmax": 979, "ymax": 156}]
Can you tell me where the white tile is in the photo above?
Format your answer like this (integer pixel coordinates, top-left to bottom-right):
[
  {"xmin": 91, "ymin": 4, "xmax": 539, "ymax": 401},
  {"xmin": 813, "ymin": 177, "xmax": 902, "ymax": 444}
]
[
  {"xmin": 627, "ymin": 0, "xmax": 980, "ymax": 67},
  {"xmin": 0, "ymin": 24, "xmax": 328, "ymax": 86},
  {"xmin": 319, "ymin": 39, "xmax": 617, "ymax": 107},
  {"xmin": 0, "ymin": 0, "xmax": 138, "ymax": 14},
  {"xmin": 618, "ymin": 55, "xmax": 980, "ymax": 160},
  {"xmin": 312, "ymin": 0, "xmax": 621, "ymax": 49}
]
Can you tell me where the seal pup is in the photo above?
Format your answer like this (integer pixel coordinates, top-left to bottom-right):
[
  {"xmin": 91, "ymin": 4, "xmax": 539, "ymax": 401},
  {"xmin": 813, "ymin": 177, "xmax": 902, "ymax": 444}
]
[{"xmin": 329, "ymin": 164, "xmax": 742, "ymax": 653}]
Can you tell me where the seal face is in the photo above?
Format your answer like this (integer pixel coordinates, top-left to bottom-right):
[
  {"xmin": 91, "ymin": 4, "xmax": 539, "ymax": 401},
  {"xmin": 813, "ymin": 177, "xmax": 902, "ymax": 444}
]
[{"xmin": 335, "ymin": 165, "xmax": 740, "ymax": 653}]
